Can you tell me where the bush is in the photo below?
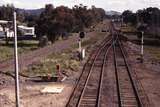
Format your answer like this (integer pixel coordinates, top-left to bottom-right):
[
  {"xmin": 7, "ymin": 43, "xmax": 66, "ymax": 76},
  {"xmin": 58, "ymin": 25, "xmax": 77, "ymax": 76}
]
[{"xmin": 38, "ymin": 36, "xmax": 48, "ymax": 47}]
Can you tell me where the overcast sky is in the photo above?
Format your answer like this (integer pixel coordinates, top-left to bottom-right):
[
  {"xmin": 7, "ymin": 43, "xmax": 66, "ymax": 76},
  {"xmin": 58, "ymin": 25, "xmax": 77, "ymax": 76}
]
[{"xmin": 0, "ymin": 0, "xmax": 160, "ymax": 12}]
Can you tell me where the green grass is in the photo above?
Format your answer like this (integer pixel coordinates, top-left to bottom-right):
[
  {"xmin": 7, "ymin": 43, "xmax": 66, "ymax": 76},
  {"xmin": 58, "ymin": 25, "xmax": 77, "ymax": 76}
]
[
  {"xmin": 0, "ymin": 40, "xmax": 38, "ymax": 61},
  {"xmin": 144, "ymin": 46, "xmax": 160, "ymax": 60}
]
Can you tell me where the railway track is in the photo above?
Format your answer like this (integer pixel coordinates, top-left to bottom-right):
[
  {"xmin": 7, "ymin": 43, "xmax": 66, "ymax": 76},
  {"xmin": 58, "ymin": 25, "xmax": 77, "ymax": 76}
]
[
  {"xmin": 113, "ymin": 33, "xmax": 150, "ymax": 107},
  {"xmin": 113, "ymin": 35, "xmax": 141, "ymax": 107},
  {"xmin": 67, "ymin": 22, "xmax": 150, "ymax": 107},
  {"xmin": 66, "ymin": 35, "xmax": 113, "ymax": 107},
  {"xmin": 77, "ymin": 40, "xmax": 112, "ymax": 107}
]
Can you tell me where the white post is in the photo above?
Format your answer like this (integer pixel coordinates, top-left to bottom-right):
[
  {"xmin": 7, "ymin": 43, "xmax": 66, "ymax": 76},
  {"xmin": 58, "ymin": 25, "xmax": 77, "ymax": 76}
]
[
  {"xmin": 78, "ymin": 38, "xmax": 83, "ymax": 60},
  {"xmin": 141, "ymin": 31, "xmax": 144, "ymax": 62},
  {"xmin": 82, "ymin": 49, "xmax": 85, "ymax": 59},
  {"xmin": 79, "ymin": 39, "xmax": 82, "ymax": 53},
  {"xmin": 14, "ymin": 12, "xmax": 20, "ymax": 107}
]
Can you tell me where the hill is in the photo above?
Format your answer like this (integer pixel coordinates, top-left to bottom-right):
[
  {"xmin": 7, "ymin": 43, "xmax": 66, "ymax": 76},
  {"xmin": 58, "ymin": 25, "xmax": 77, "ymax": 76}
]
[
  {"xmin": 106, "ymin": 11, "xmax": 121, "ymax": 16},
  {"xmin": 16, "ymin": 8, "xmax": 44, "ymax": 15}
]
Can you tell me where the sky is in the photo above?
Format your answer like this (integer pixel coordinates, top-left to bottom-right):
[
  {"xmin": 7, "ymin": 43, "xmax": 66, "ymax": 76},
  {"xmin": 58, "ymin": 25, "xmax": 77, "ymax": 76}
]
[{"xmin": 0, "ymin": 0, "xmax": 160, "ymax": 12}]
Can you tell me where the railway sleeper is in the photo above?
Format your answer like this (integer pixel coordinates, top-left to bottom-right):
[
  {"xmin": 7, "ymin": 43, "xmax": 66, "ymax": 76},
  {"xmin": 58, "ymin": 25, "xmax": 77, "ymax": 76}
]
[
  {"xmin": 121, "ymin": 93, "xmax": 136, "ymax": 97},
  {"xmin": 121, "ymin": 100, "xmax": 138, "ymax": 104},
  {"xmin": 81, "ymin": 98, "xmax": 96, "ymax": 102},
  {"xmin": 122, "ymin": 104, "xmax": 138, "ymax": 107},
  {"xmin": 121, "ymin": 98, "xmax": 137, "ymax": 101},
  {"xmin": 80, "ymin": 103, "xmax": 95, "ymax": 107}
]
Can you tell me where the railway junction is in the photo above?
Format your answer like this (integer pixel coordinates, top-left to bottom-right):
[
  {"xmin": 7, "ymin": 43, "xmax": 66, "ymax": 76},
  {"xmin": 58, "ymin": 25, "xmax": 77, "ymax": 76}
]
[{"xmin": 66, "ymin": 22, "xmax": 151, "ymax": 107}]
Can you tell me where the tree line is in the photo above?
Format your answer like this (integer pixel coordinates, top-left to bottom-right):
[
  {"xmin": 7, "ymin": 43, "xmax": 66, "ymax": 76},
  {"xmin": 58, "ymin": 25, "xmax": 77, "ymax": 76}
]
[
  {"xmin": 0, "ymin": 4, "xmax": 106, "ymax": 44},
  {"xmin": 36, "ymin": 4, "xmax": 106, "ymax": 43},
  {"xmin": 122, "ymin": 7, "xmax": 160, "ymax": 27},
  {"xmin": 122, "ymin": 7, "xmax": 160, "ymax": 39}
]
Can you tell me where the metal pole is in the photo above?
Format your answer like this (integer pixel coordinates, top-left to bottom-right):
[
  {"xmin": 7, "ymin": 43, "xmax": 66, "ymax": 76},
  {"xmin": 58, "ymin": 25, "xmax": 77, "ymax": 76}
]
[
  {"xmin": 14, "ymin": 12, "xmax": 20, "ymax": 107},
  {"xmin": 141, "ymin": 31, "xmax": 144, "ymax": 63}
]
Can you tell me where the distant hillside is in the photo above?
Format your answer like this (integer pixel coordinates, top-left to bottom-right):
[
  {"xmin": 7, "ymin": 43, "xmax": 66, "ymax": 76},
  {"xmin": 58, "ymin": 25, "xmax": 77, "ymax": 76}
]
[
  {"xmin": 106, "ymin": 11, "xmax": 121, "ymax": 16},
  {"xmin": 16, "ymin": 8, "xmax": 44, "ymax": 15}
]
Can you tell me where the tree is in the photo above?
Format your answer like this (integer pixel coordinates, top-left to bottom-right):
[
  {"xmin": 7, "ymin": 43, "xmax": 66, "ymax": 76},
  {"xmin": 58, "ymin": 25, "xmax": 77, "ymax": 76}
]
[
  {"xmin": 122, "ymin": 10, "xmax": 137, "ymax": 25},
  {"xmin": 0, "ymin": 4, "xmax": 15, "ymax": 20},
  {"xmin": 36, "ymin": 4, "xmax": 106, "ymax": 43}
]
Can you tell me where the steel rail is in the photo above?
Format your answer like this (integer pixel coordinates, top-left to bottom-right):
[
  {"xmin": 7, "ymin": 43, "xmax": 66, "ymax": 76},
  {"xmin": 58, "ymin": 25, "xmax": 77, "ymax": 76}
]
[
  {"xmin": 117, "ymin": 37, "xmax": 142, "ymax": 107},
  {"xmin": 66, "ymin": 36, "xmax": 112, "ymax": 107},
  {"xmin": 77, "ymin": 38, "xmax": 113, "ymax": 107},
  {"xmin": 113, "ymin": 32, "xmax": 143, "ymax": 107},
  {"xmin": 96, "ymin": 40, "xmax": 112, "ymax": 107},
  {"xmin": 113, "ymin": 33, "xmax": 121, "ymax": 107}
]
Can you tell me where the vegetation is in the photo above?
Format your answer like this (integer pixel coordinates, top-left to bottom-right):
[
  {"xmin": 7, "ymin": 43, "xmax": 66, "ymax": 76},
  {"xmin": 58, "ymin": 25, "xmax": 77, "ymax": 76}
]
[
  {"xmin": 122, "ymin": 7, "xmax": 160, "ymax": 26},
  {"xmin": 23, "ymin": 30, "xmax": 107, "ymax": 76},
  {"xmin": 36, "ymin": 4, "xmax": 106, "ymax": 43},
  {"xmin": 23, "ymin": 49, "xmax": 80, "ymax": 76},
  {"xmin": 145, "ymin": 46, "xmax": 160, "ymax": 61},
  {"xmin": 122, "ymin": 7, "xmax": 160, "ymax": 39},
  {"xmin": 0, "ymin": 4, "xmax": 14, "ymax": 20},
  {"xmin": 0, "ymin": 40, "xmax": 38, "ymax": 61},
  {"xmin": 0, "ymin": 4, "xmax": 106, "ymax": 45},
  {"xmin": 122, "ymin": 10, "xmax": 137, "ymax": 25}
]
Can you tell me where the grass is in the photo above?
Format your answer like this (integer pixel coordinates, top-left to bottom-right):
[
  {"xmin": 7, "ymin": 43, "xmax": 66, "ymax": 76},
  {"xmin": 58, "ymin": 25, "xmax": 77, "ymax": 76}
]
[
  {"xmin": 0, "ymin": 30, "xmax": 107, "ymax": 76},
  {"xmin": 23, "ymin": 48, "xmax": 80, "ymax": 77},
  {"xmin": 144, "ymin": 46, "xmax": 160, "ymax": 61},
  {"xmin": 121, "ymin": 25, "xmax": 137, "ymax": 33},
  {"xmin": 0, "ymin": 40, "xmax": 38, "ymax": 61},
  {"xmin": 22, "ymin": 32, "xmax": 107, "ymax": 77}
]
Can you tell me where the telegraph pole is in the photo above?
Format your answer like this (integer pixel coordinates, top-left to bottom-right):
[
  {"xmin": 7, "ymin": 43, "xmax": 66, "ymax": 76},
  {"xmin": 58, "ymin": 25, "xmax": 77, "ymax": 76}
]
[
  {"xmin": 13, "ymin": 12, "xmax": 20, "ymax": 107},
  {"xmin": 78, "ymin": 38, "xmax": 82, "ymax": 54},
  {"xmin": 141, "ymin": 31, "xmax": 144, "ymax": 63}
]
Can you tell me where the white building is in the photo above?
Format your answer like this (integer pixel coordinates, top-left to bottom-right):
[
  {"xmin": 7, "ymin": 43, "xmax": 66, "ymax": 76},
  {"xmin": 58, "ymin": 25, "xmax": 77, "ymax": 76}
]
[
  {"xmin": 0, "ymin": 20, "xmax": 13, "ymax": 38},
  {"xmin": 6, "ymin": 29, "xmax": 14, "ymax": 37},
  {"xmin": 18, "ymin": 25, "xmax": 35, "ymax": 36},
  {"xmin": 0, "ymin": 20, "xmax": 35, "ymax": 37},
  {"xmin": 0, "ymin": 20, "xmax": 11, "ymax": 24}
]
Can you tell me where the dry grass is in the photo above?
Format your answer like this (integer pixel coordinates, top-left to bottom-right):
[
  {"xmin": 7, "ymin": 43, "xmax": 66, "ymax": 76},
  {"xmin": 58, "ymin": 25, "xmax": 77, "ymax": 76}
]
[
  {"xmin": 22, "ymin": 32, "xmax": 107, "ymax": 77},
  {"xmin": 121, "ymin": 25, "xmax": 137, "ymax": 33},
  {"xmin": 23, "ymin": 48, "xmax": 80, "ymax": 77},
  {"xmin": 144, "ymin": 46, "xmax": 160, "ymax": 60}
]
